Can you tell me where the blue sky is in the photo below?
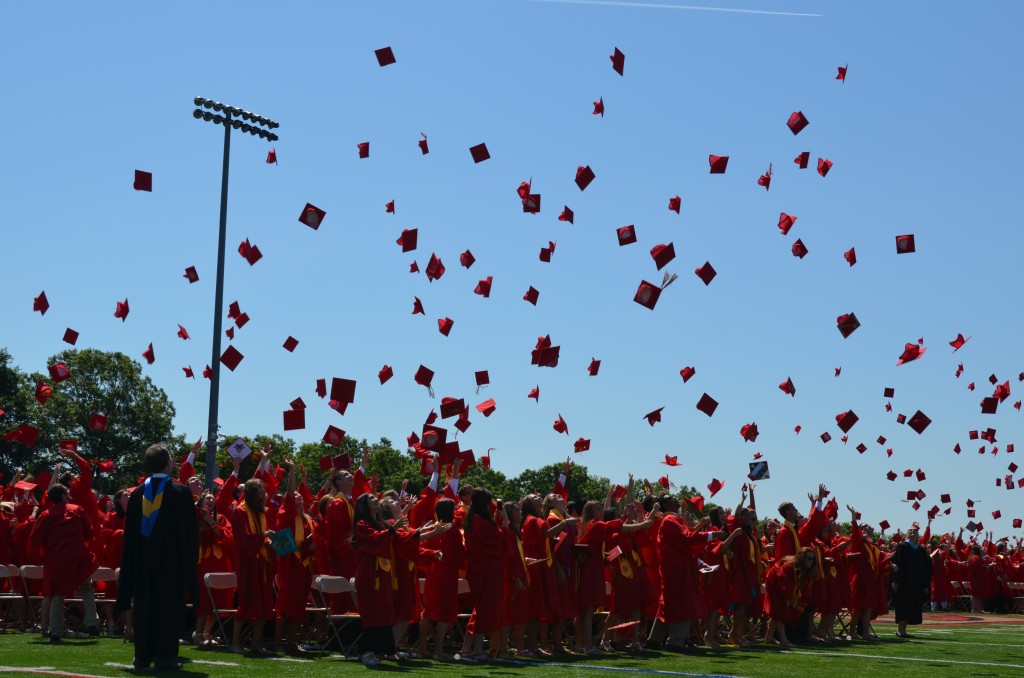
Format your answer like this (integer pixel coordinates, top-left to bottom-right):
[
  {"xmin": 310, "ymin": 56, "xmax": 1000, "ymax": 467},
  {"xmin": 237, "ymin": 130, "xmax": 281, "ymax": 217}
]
[{"xmin": 3, "ymin": 1, "xmax": 1023, "ymax": 532}]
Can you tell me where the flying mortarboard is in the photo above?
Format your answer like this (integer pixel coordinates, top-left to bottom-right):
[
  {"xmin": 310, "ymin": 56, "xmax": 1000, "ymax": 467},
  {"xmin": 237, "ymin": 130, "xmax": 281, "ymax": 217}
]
[
  {"xmin": 593, "ymin": 97, "xmax": 604, "ymax": 116},
  {"xmin": 426, "ymin": 253, "xmax": 445, "ymax": 282},
  {"xmin": 844, "ymin": 247, "xmax": 857, "ymax": 266},
  {"xmin": 374, "ymin": 46, "xmax": 396, "ymax": 66},
  {"xmin": 475, "ymin": 276, "xmax": 493, "ymax": 298},
  {"xmin": 668, "ymin": 195, "xmax": 681, "ymax": 213},
  {"xmin": 778, "ymin": 212, "xmax": 797, "ymax": 235},
  {"xmin": 981, "ymin": 397, "xmax": 999, "ymax": 414},
  {"xmin": 791, "ymin": 239, "xmax": 808, "ymax": 259},
  {"xmin": 575, "ymin": 165, "xmax": 596, "ymax": 190},
  {"xmin": 476, "ymin": 399, "xmax": 496, "ymax": 417},
  {"xmin": 357, "ymin": 142, "xmax": 369, "ymax": 159},
  {"xmin": 908, "ymin": 410, "xmax": 932, "ymax": 434},
  {"xmin": 817, "ymin": 158, "xmax": 833, "ymax": 177},
  {"xmin": 48, "ymin": 362, "xmax": 71, "ymax": 383},
  {"xmin": 114, "ymin": 298, "xmax": 130, "ymax": 322},
  {"xmin": 553, "ymin": 414, "xmax": 568, "ymax": 435},
  {"xmin": 558, "ymin": 206, "xmax": 574, "ymax": 223},
  {"xmin": 709, "ymin": 155, "xmax": 729, "ymax": 174},
  {"xmin": 183, "ymin": 266, "xmax": 199, "ymax": 283},
  {"xmin": 895, "ymin": 234, "xmax": 916, "ymax": 254},
  {"xmin": 299, "ymin": 203, "xmax": 326, "ymax": 230},
  {"xmin": 695, "ymin": 261, "xmax": 717, "ymax": 286},
  {"xmin": 610, "ymin": 47, "xmax": 625, "ymax": 75},
  {"xmin": 617, "ymin": 225, "xmax": 637, "ymax": 246},
  {"xmin": 3, "ymin": 423, "xmax": 38, "ymax": 446},
  {"xmin": 266, "ymin": 148, "xmax": 277, "ymax": 164},
  {"xmin": 418, "ymin": 132, "xmax": 429, "ymax": 154},
  {"xmin": 469, "ymin": 143, "xmax": 490, "ymax": 163},
  {"xmin": 836, "ymin": 313, "xmax": 860, "ymax": 338},
  {"xmin": 63, "ymin": 328, "xmax": 79, "ymax": 345},
  {"xmin": 238, "ymin": 239, "xmax": 262, "ymax": 266},
  {"xmin": 644, "ymin": 407, "xmax": 665, "ymax": 426},
  {"xmin": 460, "ymin": 250, "xmax": 475, "ymax": 268},
  {"xmin": 748, "ymin": 461, "xmax": 770, "ymax": 481},
  {"xmin": 134, "ymin": 170, "xmax": 152, "ymax": 192},
  {"xmin": 142, "ymin": 343, "xmax": 155, "ymax": 365},
  {"xmin": 33, "ymin": 291, "xmax": 49, "ymax": 315},
  {"xmin": 573, "ymin": 437, "xmax": 590, "ymax": 453},
  {"xmin": 794, "ymin": 151, "xmax": 810, "ymax": 169},
  {"xmin": 378, "ymin": 365, "xmax": 393, "ymax": 384},
  {"xmin": 837, "ymin": 64, "xmax": 848, "ymax": 81},
  {"xmin": 836, "ymin": 410, "xmax": 859, "ymax": 433},
  {"xmin": 397, "ymin": 229, "xmax": 417, "ymax": 253},
  {"xmin": 696, "ymin": 393, "xmax": 718, "ymax": 417},
  {"xmin": 219, "ymin": 346, "xmax": 243, "ymax": 371},
  {"xmin": 741, "ymin": 423, "xmax": 759, "ymax": 442},
  {"xmin": 787, "ymin": 111, "xmax": 809, "ymax": 135},
  {"xmin": 779, "ymin": 377, "xmax": 796, "ymax": 397},
  {"xmin": 662, "ymin": 454, "xmax": 680, "ymax": 466},
  {"xmin": 707, "ymin": 478, "xmax": 724, "ymax": 497},
  {"xmin": 897, "ymin": 342, "xmax": 926, "ymax": 366},
  {"xmin": 587, "ymin": 358, "xmax": 600, "ymax": 376},
  {"xmin": 680, "ymin": 366, "xmax": 695, "ymax": 382},
  {"xmin": 523, "ymin": 287, "xmax": 539, "ymax": 305},
  {"xmin": 651, "ymin": 243, "xmax": 676, "ymax": 270},
  {"xmin": 440, "ymin": 397, "xmax": 465, "ymax": 419},
  {"xmin": 283, "ymin": 408, "xmax": 305, "ymax": 431},
  {"xmin": 438, "ymin": 317, "xmax": 454, "ymax": 336}
]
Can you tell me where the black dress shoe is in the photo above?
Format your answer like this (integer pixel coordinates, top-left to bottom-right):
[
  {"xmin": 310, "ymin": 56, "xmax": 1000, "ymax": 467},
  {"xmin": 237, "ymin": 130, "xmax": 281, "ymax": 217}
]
[
  {"xmin": 154, "ymin": 661, "xmax": 183, "ymax": 671},
  {"xmin": 50, "ymin": 636, "xmax": 62, "ymax": 644},
  {"xmin": 85, "ymin": 625, "xmax": 101, "ymax": 637}
]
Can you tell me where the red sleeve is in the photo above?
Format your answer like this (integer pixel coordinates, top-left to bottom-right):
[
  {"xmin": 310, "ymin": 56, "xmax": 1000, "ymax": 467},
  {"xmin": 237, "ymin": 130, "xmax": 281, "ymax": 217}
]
[
  {"xmin": 217, "ymin": 474, "xmax": 239, "ymax": 516},
  {"xmin": 275, "ymin": 493, "xmax": 297, "ymax": 530},
  {"xmin": 409, "ymin": 486, "xmax": 438, "ymax": 529},
  {"xmin": 352, "ymin": 469, "xmax": 371, "ymax": 501},
  {"xmin": 354, "ymin": 520, "xmax": 394, "ymax": 557},
  {"xmin": 178, "ymin": 459, "xmax": 195, "ymax": 483},
  {"xmin": 298, "ymin": 482, "xmax": 315, "ymax": 508},
  {"xmin": 797, "ymin": 506, "xmax": 828, "ymax": 545},
  {"xmin": 552, "ymin": 475, "xmax": 568, "ymax": 501},
  {"xmin": 73, "ymin": 454, "xmax": 94, "ymax": 491}
]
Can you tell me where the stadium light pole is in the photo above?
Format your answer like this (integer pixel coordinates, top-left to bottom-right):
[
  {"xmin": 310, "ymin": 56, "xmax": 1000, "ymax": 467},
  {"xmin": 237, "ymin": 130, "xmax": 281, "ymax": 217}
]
[{"xmin": 192, "ymin": 97, "xmax": 279, "ymax": 489}]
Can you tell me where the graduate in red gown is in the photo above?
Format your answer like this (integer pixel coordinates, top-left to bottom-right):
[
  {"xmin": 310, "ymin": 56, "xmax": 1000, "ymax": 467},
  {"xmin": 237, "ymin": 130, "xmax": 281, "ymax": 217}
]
[
  {"xmin": 229, "ymin": 476, "xmax": 276, "ymax": 654},
  {"xmin": 461, "ymin": 488, "xmax": 507, "ymax": 659},
  {"xmin": 273, "ymin": 460, "xmax": 317, "ymax": 654},
  {"xmin": 500, "ymin": 501, "xmax": 531, "ymax": 657},
  {"xmin": 325, "ymin": 469, "xmax": 356, "ymax": 612},
  {"xmin": 604, "ymin": 500, "xmax": 654, "ymax": 652},
  {"xmin": 418, "ymin": 497, "xmax": 464, "ymax": 659},
  {"xmin": 845, "ymin": 505, "xmax": 880, "ymax": 641},
  {"xmin": 194, "ymin": 489, "xmax": 233, "ymax": 647},
  {"xmin": 543, "ymin": 490, "xmax": 579, "ymax": 654},
  {"xmin": 96, "ymin": 489, "xmax": 128, "ymax": 634},
  {"xmin": 726, "ymin": 485, "xmax": 764, "ymax": 648},
  {"xmin": 764, "ymin": 547, "xmax": 818, "ymax": 648}
]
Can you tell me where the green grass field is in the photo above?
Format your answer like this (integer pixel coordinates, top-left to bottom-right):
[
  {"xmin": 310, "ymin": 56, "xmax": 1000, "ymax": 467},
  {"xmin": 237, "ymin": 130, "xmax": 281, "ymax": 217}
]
[{"xmin": 2, "ymin": 618, "xmax": 1023, "ymax": 677}]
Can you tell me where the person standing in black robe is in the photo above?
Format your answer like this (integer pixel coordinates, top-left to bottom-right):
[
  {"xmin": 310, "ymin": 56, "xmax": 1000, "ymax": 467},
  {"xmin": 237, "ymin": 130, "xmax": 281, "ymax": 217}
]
[
  {"xmin": 891, "ymin": 524, "xmax": 932, "ymax": 638},
  {"xmin": 117, "ymin": 443, "xmax": 200, "ymax": 670}
]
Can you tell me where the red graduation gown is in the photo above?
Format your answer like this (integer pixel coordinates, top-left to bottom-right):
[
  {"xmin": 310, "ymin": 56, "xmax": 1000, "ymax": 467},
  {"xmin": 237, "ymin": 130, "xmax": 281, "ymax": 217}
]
[
  {"xmin": 465, "ymin": 516, "xmax": 506, "ymax": 634},
  {"xmin": 657, "ymin": 513, "xmax": 709, "ymax": 623},
  {"xmin": 353, "ymin": 520, "xmax": 398, "ymax": 628}
]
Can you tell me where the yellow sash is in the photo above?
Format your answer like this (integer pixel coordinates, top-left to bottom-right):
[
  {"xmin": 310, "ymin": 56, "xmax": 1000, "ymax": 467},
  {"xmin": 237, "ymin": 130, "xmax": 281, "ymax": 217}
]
[
  {"xmin": 239, "ymin": 501, "xmax": 272, "ymax": 570},
  {"xmin": 294, "ymin": 514, "xmax": 312, "ymax": 567},
  {"xmin": 784, "ymin": 520, "xmax": 800, "ymax": 550},
  {"xmin": 516, "ymin": 535, "xmax": 531, "ymax": 585}
]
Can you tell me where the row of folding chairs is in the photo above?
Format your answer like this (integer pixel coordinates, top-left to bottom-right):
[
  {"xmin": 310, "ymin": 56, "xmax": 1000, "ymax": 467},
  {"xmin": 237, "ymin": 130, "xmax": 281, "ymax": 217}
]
[{"xmin": 0, "ymin": 564, "xmax": 120, "ymax": 632}]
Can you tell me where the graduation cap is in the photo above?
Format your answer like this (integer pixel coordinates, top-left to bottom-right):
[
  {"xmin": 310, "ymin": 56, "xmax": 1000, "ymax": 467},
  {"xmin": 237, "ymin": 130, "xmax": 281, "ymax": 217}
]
[
  {"xmin": 844, "ymin": 247, "xmax": 857, "ymax": 266},
  {"xmin": 114, "ymin": 298, "xmax": 130, "ymax": 322},
  {"xmin": 142, "ymin": 343, "xmax": 155, "ymax": 365},
  {"xmin": 779, "ymin": 377, "xmax": 796, "ymax": 397},
  {"xmin": 837, "ymin": 64, "xmax": 848, "ymax": 81},
  {"xmin": 644, "ymin": 407, "xmax": 665, "ymax": 426},
  {"xmin": 886, "ymin": 471, "xmax": 897, "ymax": 481},
  {"xmin": 573, "ymin": 437, "xmax": 591, "ymax": 453},
  {"xmin": 238, "ymin": 239, "xmax": 262, "ymax": 266},
  {"xmin": 709, "ymin": 155, "xmax": 729, "ymax": 174},
  {"xmin": 587, "ymin": 358, "xmax": 601, "ymax": 376},
  {"xmin": 617, "ymin": 225, "xmax": 637, "ymax": 246},
  {"xmin": 794, "ymin": 151, "xmax": 810, "ymax": 169},
  {"xmin": 522, "ymin": 192, "xmax": 541, "ymax": 214},
  {"xmin": 438, "ymin": 317, "xmax": 454, "ymax": 336},
  {"xmin": 528, "ymin": 386, "xmax": 539, "ymax": 401},
  {"xmin": 994, "ymin": 381, "xmax": 1012, "ymax": 403},
  {"xmin": 414, "ymin": 365, "xmax": 435, "ymax": 395},
  {"xmin": 896, "ymin": 234, "xmax": 916, "ymax": 254},
  {"xmin": 817, "ymin": 158, "xmax": 833, "ymax": 177},
  {"xmin": 418, "ymin": 132, "xmax": 429, "ymax": 155},
  {"xmin": 897, "ymin": 342, "xmax": 926, "ymax": 366},
  {"xmin": 357, "ymin": 142, "xmax": 370, "ymax": 159},
  {"xmin": 683, "ymin": 495, "xmax": 705, "ymax": 514},
  {"xmin": 949, "ymin": 333, "xmax": 970, "ymax": 351},
  {"xmin": 266, "ymin": 148, "xmax": 277, "ymax": 164},
  {"xmin": 34, "ymin": 381, "xmax": 52, "ymax": 405},
  {"xmin": 374, "ymin": 46, "xmax": 396, "ymax": 66},
  {"xmin": 411, "ymin": 297, "xmax": 425, "ymax": 315},
  {"xmin": 740, "ymin": 422, "xmax": 759, "ymax": 442},
  {"xmin": 558, "ymin": 206, "xmax": 574, "ymax": 224},
  {"xmin": 575, "ymin": 165, "xmax": 596, "ymax": 191},
  {"xmin": 661, "ymin": 454, "xmax": 681, "ymax": 466},
  {"xmin": 540, "ymin": 241, "xmax": 556, "ymax": 262},
  {"xmin": 651, "ymin": 243, "xmax": 676, "ymax": 270},
  {"xmin": 523, "ymin": 286, "xmax": 539, "ymax": 305},
  {"xmin": 282, "ymin": 407, "xmax": 305, "ymax": 431},
  {"xmin": 89, "ymin": 413, "xmax": 107, "ymax": 431},
  {"xmin": 219, "ymin": 345, "xmax": 243, "ymax": 371},
  {"xmin": 787, "ymin": 111, "xmax": 809, "ymax": 135},
  {"xmin": 981, "ymin": 397, "xmax": 999, "ymax": 414},
  {"xmin": 202, "ymin": 365, "xmax": 213, "ymax": 379},
  {"xmin": 758, "ymin": 164, "xmax": 772, "ymax": 191},
  {"xmin": 593, "ymin": 97, "xmax": 604, "ymax": 116},
  {"xmin": 425, "ymin": 253, "xmax": 445, "ymax": 282},
  {"xmin": 883, "ymin": 387, "xmax": 895, "ymax": 398},
  {"xmin": 395, "ymin": 229, "xmax": 417, "ymax": 253},
  {"xmin": 778, "ymin": 212, "xmax": 797, "ymax": 235},
  {"xmin": 64, "ymin": 326, "xmax": 80, "ymax": 345},
  {"xmin": 878, "ymin": 436, "xmax": 887, "ymax": 445},
  {"xmin": 33, "ymin": 291, "xmax": 49, "ymax": 315},
  {"xmin": 696, "ymin": 393, "xmax": 718, "ymax": 417},
  {"xmin": 668, "ymin": 195, "xmax": 681, "ymax": 213},
  {"xmin": 460, "ymin": 250, "xmax": 475, "ymax": 268},
  {"xmin": 610, "ymin": 47, "xmax": 624, "ymax": 75},
  {"xmin": 299, "ymin": 203, "xmax": 326, "ymax": 230},
  {"xmin": 707, "ymin": 478, "xmax": 724, "ymax": 497},
  {"xmin": 855, "ymin": 443, "xmax": 867, "ymax": 453},
  {"xmin": 908, "ymin": 410, "xmax": 932, "ymax": 434},
  {"xmin": 440, "ymin": 397, "xmax": 465, "ymax": 419},
  {"xmin": 791, "ymin": 239, "xmax": 808, "ymax": 259},
  {"xmin": 748, "ymin": 461, "xmax": 770, "ymax": 481},
  {"xmin": 695, "ymin": 262, "xmax": 717, "ymax": 286},
  {"xmin": 378, "ymin": 365, "xmax": 393, "ymax": 385},
  {"xmin": 531, "ymin": 336, "xmax": 560, "ymax": 367},
  {"xmin": 5, "ymin": 423, "xmax": 40, "ymax": 446},
  {"xmin": 553, "ymin": 414, "xmax": 568, "ymax": 435},
  {"xmin": 475, "ymin": 398, "xmax": 496, "ymax": 417},
  {"xmin": 680, "ymin": 366, "xmax": 696, "ymax": 382},
  {"xmin": 837, "ymin": 313, "xmax": 860, "ymax": 338},
  {"xmin": 421, "ymin": 425, "xmax": 447, "ymax": 451},
  {"xmin": 133, "ymin": 170, "xmax": 152, "ymax": 192},
  {"xmin": 183, "ymin": 266, "xmax": 199, "ymax": 283},
  {"xmin": 182, "ymin": 366, "xmax": 194, "ymax": 379},
  {"xmin": 469, "ymin": 143, "xmax": 490, "ymax": 163},
  {"xmin": 836, "ymin": 410, "xmax": 859, "ymax": 433},
  {"xmin": 48, "ymin": 362, "xmax": 71, "ymax": 383}
]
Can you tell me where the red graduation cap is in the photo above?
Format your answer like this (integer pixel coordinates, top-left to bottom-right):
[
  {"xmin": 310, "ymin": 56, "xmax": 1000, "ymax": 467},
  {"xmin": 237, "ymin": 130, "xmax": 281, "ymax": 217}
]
[
  {"xmin": 385, "ymin": 200, "xmax": 395, "ymax": 214},
  {"xmin": 779, "ymin": 377, "xmax": 796, "ymax": 397},
  {"xmin": 651, "ymin": 243, "xmax": 676, "ymax": 270},
  {"xmin": 916, "ymin": 469, "xmax": 927, "ymax": 481},
  {"xmin": 378, "ymin": 365, "xmax": 393, "ymax": 385},
  {"xmin": 908, "ymin": 410, "xmax": 932, "ymax": 434},
  {"xmin": 680, "ymin": 366, "xmax": 695, "ymax": 382},
  {"xmin": 539, "ymin": 241, "xmax": 556, "ymax": 262},
  {"xmin": 421, "ymin": 426, "xmax": 447, "ymax": 451},
  {"xmin": 522, "ymin": 192, "xmax": 541, "ymax": 214},
  {"xmin": 707, "ymin": 478, "xmax": 724, "ymax": 497},
  {"xmin": 836, "ymin": 64, "xmax": 847, "ymax": 81},
  {"xmin": 183, "ymin": 266, "xmax": 199, "ymax": 283},
  {"xmin": 396, "ymin": 229, "xmax": 417, "ymax": 253},
  {"xmin": 575, "ymin": 165, "xmax": 596, "ymax": 191},
  {"xmin": 709, "ymin": 155, "xmax": 729, "ymax": 174},
  {"xmin": 203, "ymin": 365, "xmax": 213, "ymax": 379},
  {"xmin": 879, "ymin": 520, "xmax": 891, "ymax": 531},
  {"xmin": 219, "ymin": 345, "xmax": 244, "ymax": 371},
  {"xmin": 290, "ymin": 397, "xmax": 306, "ymax": 410},
  {"xmin": 114, "ymin": 298, "xmax": 130, "ymax": 322},
  {"xmin": 475, "ymin": 276, "xmax": 493, "ymax": 298},
  {"xmin": 610, "ymin": 47, "xmax": 625, "ymax": 75},
  {"xmin": 523, "ymin": 286, "xmax": 539, "ymax": 305},
  {"xmin": 176, "ymin": 325, "xmax": 190, "ymax": 341},
  {"xmin": 836, "ymin": 313, "xmax": 860, "ymax": 338},
  {"xmin": 553, "ymin": 414, "xmax": 568, "ymax": 435},
  {"xmin": 740, "ymin": 422, "xmax": 759, "ymax": 442},
  {"xmin": 794, "ymin": 151, "xmax": 810, "ymax": 169},
  {"xmin": 62, "ymin": 328, "xmax": 78, "ymax": 345},
  {"xmin": 950, "ymin": 333, "xmax": 970, "ymax": 352},
  {"xmin": 573, "ymin": 437, "xmax": 591, "ymax": 453},
  {"xmin": 266, "ymin": 148, "xmax": 277, "ymax": 164},
  {"xmin": 314, "ymin": 379, "xmax": 327, "ymax": 399},
  {"xmin": 836, "ymin": 410, "xmax": 859, "ymax": 433},
  {"xmin": 357, "ymin": 142, "xmax": 370, "ymax": 159},
  {"xmin": 787, "ymin": 111, "xmax": 809, "ymax": 135},
  {"xmin": 48, "ymin": 362, "xmax": 71, "ymax": 383},
  {"xmin": 469, "ymin": 143, "xmax": 490, "ymax": 163},
  {"xmin": 299, "ymin": 203, "xmax": 326, "ymax": 230},
  {"xmin": 661, "ymin": 454, "xmax": 681, "ymax": 466},
  {"xmin": 283, "ymin": 408, "xmax": 305, "ymax": 431},
  {"xmin": 844, "ymin": 247, "xmax": 857, "ymax": 266},
  {"xmin": 684, "ymin": 495, "xmax": 705, "ymax": 513},
  {"xmin": 1015, "ymin": 518, "xmax": 1023, "ymax": 528},
  {"xmin": 886, "ymin": 471, "xmax": 897, "ymax": 481},
  {"xmin": 3, "ymin": 423, "xmax": 39, "ymax": 446},
  {"xmin": 438, "ymin": 317, "xmax": 454, "ymax": 336},
  {"xmin": 183, "ymin": 366, "xmax": 194, "ymax": 379},
  {"xmin": 617, "ymin": 225, "xmax": 637, "ymax": 246},
  {"xmin": 989, "ymin": 374, "xmax": 999, "ymax": 385},
  {"xmin": 757, "ymin": 164, "xmax": 772, "ymax": 191},
  {"xmin": 418, "ymin": 133, "xmax": 429, "ymax": 154},
  {"xmin": 658, "ymin": 475, "xmax": 670, "ymax": 490},
  {"xmin": 878, "ymin": 436, "xmax": 887, "ymax": 445},
  {"xmin": 414, "ymin": 365, "xmax": 435, "ymax": 392},
  {"xmin": 593, "ymin": 97, "xmax": 604, "ymax": 116},
  {"xmin": 473, "ymin": 370, "xmax": 490, "ymax": 389},
  {"xmin": 134, "ymin": 170, "xmax": 152, "ymax": 192},
  {"xmin": 644, "ymin": 407, "xmax": 665, "ymax": 426},
  {"xmin": 460, "ymin": 250, "xmax": 475, "ymax": 268},
  {"xmin": 968, "ymin": 382, "xmax": 976, "ymax": 391},
  {"xmin": 531, "ymin": 336, "xmax": 560, "ymax": 367},
  {"xmin": 440, "ymin": 397, "xmax": 465, "ymax": 419},
  {"xmin": 696, "ymin": 393, "xmax": 718, "ymax": 417},
  {"xmin": 237, "ymin": 239, "xmax": 262, "ymax": 266},
  {"xmin": 454, "ymin": 410, "xmax": 471, "ymax": 433},
  {"xmin": 89, "ymin": 413, "xmax": 107, "ymax": 431},
  {"xmin": 279, "ymin": 336, "xmax": 298, "ymax": 353},
  {"xmin": 227, "ymin": 301, "xmax": 241, "ymax": 319},
  {"xmin": 695, "ymin": 261, "xmax": 717, "ymax": 286},
  {"xmin": 425, "ymin": 253, "xmax": 445, "ymax": 282},
  {"xmin": 981, "ymin": 397, "xmax": 999, "ymax": 414},
  {"xmin": 476, "ymin": 398, "xmax": 496, "ymax": 417},
  {"xmin": 883, "ymin": 387, "xmax": 895, "ymax": 398},
  {"xmin": 778, "ymin": 212, "xmax": 797, "ymax": 235},
  {"xmin": 374, "ymin": 46, "xmax": 396, "ymax": 66},
  {"xmin": 330, "ymin": 378, "xmax": 356, "ymax": 405},
  {"xmin": 558, "ymin": 206, "xmax": 574, "ymax": 224},
  {"xmin": 234, "ymin": 313, "xmax": 249, "ymax": 329},
  {"xmin": 412, "ymin": 297, "xmax": 425, "ymax": 315},
  {"xmin": 817, "ymin": 158, "xmax": 833, "ymax": 177},
  {"xmin": 835, "ymin": 367, "xmax": 842, "ymax": 376},
  {"xmin": 528, "ymin": 386, "xmax": 539, "ymax": 401},
  {"xmin": 791, "ymin": 239, "xmax": 808, "ymax": 259},
  {"xmin": 668, "ymin": 195, "xmax": 681, "ymax": 213},
  {"xmin": 142, "ymin": 343, "xmax": 155, "ymax": 365},
  {"xmin": 588, "ymin": 358, "xmax": 600, "ymax": 376},
  {"xmin": 885, "ymin": 402, "xmax": 892, "ymax": 412},
  {"xmin": 995, "ymin": 381, "xmax": 1011, "ymax": 402},
  {"xmin": 33, "ymin": 291, "xmax": 49, "ymax": 315},
  {"xmin": 633, "ymin": 280, "xmax": 662, "ymax": 310},
  {"xmin": 97, "ymin": 460, "xmax": 115, "ymax": 474},
  {"xmin": 895, "ymin": 234, "xmax": 916, "ymax": 254},
  {"xmin": 35, "ymin": 381, "xmax": 52, "ymax": 405},
  {"xmin": 993, "ymin": 510, "xmax": 1002, "ymax": 519},
  {"xmin": 897, "ymin": 342, "xmax": 926, "ymax": 366}
]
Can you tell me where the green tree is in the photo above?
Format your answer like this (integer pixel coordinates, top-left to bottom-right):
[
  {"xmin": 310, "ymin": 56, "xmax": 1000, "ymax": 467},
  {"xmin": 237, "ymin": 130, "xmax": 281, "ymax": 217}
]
[
  {"xmin": 507, "ymin": 461, "xmax": 611, "ymax": 502},
  {"xmin": 9, "ymin": 349, "xmax": 176, "ymax": 492},
  {"xmin": 0, "ymin": 348, "xmax": 36, "ymax": 482}
]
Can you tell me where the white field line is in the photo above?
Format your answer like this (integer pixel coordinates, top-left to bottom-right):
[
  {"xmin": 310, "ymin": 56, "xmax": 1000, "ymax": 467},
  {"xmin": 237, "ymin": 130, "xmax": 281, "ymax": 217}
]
[{"xmin": 784, "ymin": 650, "xmax": 1024, "ymax": 670}]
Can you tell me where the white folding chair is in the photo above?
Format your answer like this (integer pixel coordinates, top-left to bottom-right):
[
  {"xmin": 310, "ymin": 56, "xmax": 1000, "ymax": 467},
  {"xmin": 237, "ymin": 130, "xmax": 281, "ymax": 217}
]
[
  {"xmin": 0, "ymin": 565, "xmax": 20, "ymax": 631},
  {"xmin": 19, "ymin": 565, "xmax": 46, "ymax": 627},
  {"xmin": 203, "ymin": 572, "xmax": 238, "ymax": 645},
  {"xmin": 90, "ymin": 567, "xmax": 118, "ymax": 634},
  {"xmin": 314, "ymin": 575, "xmax": 361, "ymax": 657}
]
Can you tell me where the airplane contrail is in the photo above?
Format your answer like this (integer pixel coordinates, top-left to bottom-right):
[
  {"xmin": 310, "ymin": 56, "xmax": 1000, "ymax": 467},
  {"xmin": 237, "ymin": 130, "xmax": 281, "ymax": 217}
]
[{"xmin": 527, "ymin": 0, "xmax": 822, "ymax": 17}]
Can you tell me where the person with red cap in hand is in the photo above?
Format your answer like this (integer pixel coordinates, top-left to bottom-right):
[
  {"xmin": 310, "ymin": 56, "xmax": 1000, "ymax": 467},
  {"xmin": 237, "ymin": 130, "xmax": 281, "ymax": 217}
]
[
  {"xmin": 763, "ymin": 546, "xmax": 819, "ymax": 649},
  {"xmin": 845, "ymin": 504, "xmax": 882, "ymax": 640}
]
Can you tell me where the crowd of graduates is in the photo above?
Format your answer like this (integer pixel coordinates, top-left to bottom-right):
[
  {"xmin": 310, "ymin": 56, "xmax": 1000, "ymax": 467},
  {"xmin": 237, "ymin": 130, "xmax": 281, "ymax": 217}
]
[{"xmin": 3, "ymin": 443, "xmax": 1024, "ymax": 667}]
